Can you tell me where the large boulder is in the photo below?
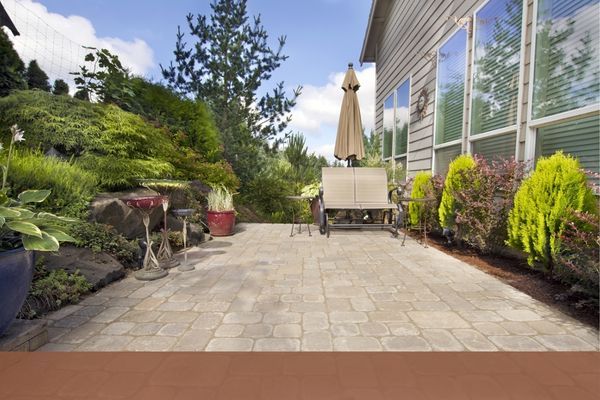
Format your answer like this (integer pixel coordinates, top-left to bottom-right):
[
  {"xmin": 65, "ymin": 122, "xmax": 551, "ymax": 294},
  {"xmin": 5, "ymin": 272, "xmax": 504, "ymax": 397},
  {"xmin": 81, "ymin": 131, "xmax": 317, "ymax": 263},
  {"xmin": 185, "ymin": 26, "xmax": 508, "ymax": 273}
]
[
  {"xmin": 43, "ymin": 246, "xmax": 126, "ymax": 291},
  {"xmin": 89, "ymin": 188, "xmax": 165, "ymax": 239}
]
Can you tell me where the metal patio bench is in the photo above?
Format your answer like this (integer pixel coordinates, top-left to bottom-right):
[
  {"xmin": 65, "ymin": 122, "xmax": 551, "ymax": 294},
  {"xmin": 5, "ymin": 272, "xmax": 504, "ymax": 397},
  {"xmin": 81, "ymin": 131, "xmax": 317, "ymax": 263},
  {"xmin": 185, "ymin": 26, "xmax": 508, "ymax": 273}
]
[{"xmin": 318, "ymin": 167, "xmax": 402, "ymax": 237}]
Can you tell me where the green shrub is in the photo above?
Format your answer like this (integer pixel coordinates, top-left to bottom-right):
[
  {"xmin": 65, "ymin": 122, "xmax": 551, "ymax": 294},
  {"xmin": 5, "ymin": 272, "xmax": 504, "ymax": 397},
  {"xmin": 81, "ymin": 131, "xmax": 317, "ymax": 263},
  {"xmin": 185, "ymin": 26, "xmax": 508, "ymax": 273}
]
[
  {"xmin": 19, "ymin": 258, "xmax": 92, "ymax": 318},
  {"xmin": 76, "ymin": 154, "xmax": 175, "ymax": 190},
  {"xmin": 70, "ymin": 222, "xmax": 139, "ymax": 267},
  {"xmin": 7, "ymin": 151, "xmax": 98, "ymax": 217},
  {"xmin": 130, "ymin": 78, "xmax": 221, "ymax": 159},
  {"xmin": 408, "ymin": 172, "xmax": 433, "ymax": 226},
  {"xmin": 507, "ymin": 152, "xmax": 597, "ymax": 272},
  {"xmin": 0, "ymin": 90, "xmax": 236, "ymax": 190},
  {"xmin": 438, "ymin": 154, "xmax": 476, "ymax": 229}
]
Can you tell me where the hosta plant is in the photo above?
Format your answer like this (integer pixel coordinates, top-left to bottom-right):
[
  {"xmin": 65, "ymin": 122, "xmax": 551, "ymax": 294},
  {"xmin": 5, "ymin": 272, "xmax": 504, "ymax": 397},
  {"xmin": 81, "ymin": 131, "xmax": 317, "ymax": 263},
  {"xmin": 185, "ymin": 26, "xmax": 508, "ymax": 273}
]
[{"xmin": 1, "ymin": 125, "xmax": 75, "ymax": 252}]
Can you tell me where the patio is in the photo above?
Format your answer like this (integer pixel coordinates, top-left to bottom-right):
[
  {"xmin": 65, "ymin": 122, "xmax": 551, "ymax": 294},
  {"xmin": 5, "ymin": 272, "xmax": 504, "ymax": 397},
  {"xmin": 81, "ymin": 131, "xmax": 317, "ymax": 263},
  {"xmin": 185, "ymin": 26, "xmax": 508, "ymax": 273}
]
[{"xmin": 40, "ymin": 224, "xmax": 598, "ymax": 352}]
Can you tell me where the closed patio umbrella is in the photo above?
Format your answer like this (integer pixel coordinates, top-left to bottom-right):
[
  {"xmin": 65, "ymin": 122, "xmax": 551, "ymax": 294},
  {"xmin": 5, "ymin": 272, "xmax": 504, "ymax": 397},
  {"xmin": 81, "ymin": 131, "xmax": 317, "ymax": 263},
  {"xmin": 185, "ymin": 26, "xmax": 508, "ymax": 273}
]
[{"xmin": 334, "ymin": 63, "xmax": 365, "ymax": 166}]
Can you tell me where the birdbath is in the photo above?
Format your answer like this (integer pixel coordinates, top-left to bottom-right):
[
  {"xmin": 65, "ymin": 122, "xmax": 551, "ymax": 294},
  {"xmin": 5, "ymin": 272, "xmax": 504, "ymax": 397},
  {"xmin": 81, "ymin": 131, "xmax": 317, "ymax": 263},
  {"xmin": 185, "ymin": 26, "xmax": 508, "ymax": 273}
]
[
  {"xmin": 137, "ymin": 179, "xmax": 191, "ymax": 270},
  {"xmin": 121, "ymin": 195, "xmax": 168, "ymax": 281},
  {"xmin": 156, "ymin": 196, "xmax": 180, "ymax": 269},
  {"xmin": 171, "ymin": 208, "xmax": 195, "ymax": 272}
]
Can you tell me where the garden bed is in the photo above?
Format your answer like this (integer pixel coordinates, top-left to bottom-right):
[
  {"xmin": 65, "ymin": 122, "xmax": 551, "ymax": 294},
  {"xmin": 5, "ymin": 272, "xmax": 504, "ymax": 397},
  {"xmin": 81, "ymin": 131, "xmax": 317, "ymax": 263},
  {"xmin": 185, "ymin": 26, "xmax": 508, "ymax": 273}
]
[{"xmin": 410, "ymin": 230, "xmax": 599, "ymax": 330}]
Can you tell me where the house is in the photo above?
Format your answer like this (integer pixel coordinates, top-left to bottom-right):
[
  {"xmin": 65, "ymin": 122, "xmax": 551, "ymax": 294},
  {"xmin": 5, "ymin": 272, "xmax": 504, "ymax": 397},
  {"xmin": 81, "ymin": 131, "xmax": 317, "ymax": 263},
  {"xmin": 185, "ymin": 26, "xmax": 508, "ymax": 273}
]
[{"xmin": 360, "ymin": 0, "xmax": 599, "ymax": 176}]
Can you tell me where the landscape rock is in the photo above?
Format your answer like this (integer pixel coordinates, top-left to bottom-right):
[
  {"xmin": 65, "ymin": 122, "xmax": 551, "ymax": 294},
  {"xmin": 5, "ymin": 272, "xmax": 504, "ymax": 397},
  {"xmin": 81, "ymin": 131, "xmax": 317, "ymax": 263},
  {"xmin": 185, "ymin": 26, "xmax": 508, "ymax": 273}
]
[
  {"xmin": 42, "ymin": 246, "xmax": 125, "ymax": 291},
  {"xmin": 89, "ymin": 188, "xmax": 164, "ymax": 239}
]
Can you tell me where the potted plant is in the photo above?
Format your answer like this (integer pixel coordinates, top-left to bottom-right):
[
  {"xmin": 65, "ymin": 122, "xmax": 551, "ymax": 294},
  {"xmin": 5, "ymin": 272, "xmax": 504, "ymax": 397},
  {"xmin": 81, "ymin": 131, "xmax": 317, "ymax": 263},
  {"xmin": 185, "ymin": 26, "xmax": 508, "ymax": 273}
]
[
  {"xmin": 0, "ymin": 125, "xmax": 76, "ymax": 335},
  {"xmin": 206, "ymin": 185, "xmax": 235, "ymax": 236}
]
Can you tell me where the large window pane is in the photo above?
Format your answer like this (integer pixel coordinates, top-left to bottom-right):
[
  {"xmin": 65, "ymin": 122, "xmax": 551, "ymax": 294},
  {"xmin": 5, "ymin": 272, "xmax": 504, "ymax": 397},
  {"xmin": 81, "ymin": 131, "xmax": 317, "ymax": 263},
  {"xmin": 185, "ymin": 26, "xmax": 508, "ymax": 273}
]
[
  {"xmin": 471, "ymin": 0, "xmax": 522, "ymax": 135},
  {"xmin": 383, "ymin": 94, "xmax": 394, "ymax": 158},
  {"xmin": 395, "ymin": 80, "xmax": 410, "ymax": 156},
  {"xmin": 435, "ymin": 29, "xmax": 467, "ymax": 145},
  {"xmin": 472, "ymin": 132, "xmax": 516, "ymax": 160},
  {"xmin": 435, "ymin": 144, "xmax": 462, "ymax": 175},
  {"xmin": 536, "ymin": 114, "xmax": 600, "ymax": 173},
  {"xmin": 532, "ymin": 0, "xmax": 600, "ymax": 119}
]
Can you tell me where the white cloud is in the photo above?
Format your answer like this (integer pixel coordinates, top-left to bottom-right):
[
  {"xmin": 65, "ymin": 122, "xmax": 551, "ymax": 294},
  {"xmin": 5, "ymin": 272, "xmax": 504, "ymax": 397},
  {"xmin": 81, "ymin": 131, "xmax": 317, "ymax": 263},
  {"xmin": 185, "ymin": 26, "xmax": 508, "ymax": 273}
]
[
  {"xmin": 289, "ymin": 65, "xmax": 376, "ymax": 137},
  {"xmin": 314, "ymin": 143, "xmax": 335, "ymax": 159},
  {"xmin": 2, "ymin": 0, "xmax": 154, "ymax": 89}
]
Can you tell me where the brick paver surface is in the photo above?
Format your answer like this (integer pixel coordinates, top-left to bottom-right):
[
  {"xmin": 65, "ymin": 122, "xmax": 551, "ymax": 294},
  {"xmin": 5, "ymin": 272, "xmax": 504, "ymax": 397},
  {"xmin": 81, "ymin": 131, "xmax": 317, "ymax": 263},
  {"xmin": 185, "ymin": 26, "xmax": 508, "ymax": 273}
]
[{"xmin": 40, "ymin": 224, "xmax": 599, "ymax": 351}]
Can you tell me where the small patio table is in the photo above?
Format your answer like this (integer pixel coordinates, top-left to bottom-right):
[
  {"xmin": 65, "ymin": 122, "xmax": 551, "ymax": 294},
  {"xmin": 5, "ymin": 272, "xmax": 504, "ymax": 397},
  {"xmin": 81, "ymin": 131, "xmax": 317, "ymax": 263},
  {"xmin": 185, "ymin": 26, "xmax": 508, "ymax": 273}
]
[
  {"xmin": 397, "ymin": 197, "xmax": 435, "ymax": 247},
  {"xmin": 286, "ymin": 195, "xmax": 313, "ymax": 237}
]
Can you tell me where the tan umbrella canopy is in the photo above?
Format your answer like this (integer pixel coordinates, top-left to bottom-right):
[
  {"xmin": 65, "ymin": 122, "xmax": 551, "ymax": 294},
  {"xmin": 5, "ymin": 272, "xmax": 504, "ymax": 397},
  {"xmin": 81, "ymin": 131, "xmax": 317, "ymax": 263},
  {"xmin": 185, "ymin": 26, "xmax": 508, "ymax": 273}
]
[{"xmin": 334, "ymin": 63, "xmax": 365, "ymax": 166}]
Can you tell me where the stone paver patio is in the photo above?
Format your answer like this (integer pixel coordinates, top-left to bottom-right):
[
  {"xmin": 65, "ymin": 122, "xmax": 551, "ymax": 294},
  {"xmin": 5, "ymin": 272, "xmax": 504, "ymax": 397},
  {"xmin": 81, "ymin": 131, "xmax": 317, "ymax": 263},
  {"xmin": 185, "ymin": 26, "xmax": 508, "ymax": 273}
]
[{"xmin": 39, "ymin": 224, "xmax": 599, "ymax": 351}]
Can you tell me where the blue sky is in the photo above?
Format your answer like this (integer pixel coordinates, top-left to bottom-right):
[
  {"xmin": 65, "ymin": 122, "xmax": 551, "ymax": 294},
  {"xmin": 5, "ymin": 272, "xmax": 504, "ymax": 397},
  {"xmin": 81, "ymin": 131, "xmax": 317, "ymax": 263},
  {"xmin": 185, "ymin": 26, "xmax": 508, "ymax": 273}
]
[{"xmin": 4, "ymin": 0, "xmax": 376, "ymax": 158}]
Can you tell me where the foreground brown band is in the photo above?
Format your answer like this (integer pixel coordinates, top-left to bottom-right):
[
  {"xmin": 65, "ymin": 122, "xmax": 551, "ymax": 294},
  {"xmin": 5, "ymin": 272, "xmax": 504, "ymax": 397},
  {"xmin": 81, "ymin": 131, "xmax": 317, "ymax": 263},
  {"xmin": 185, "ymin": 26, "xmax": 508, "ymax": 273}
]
[{"xmin": 0, "ymin": 352, "xmax": 598, "ymax": 399}]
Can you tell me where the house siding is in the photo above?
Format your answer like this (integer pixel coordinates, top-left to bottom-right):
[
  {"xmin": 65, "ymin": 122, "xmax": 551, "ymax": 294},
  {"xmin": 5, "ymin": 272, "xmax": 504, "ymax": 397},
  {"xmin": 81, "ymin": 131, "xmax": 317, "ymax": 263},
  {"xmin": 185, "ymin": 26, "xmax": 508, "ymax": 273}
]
[{"xmin": 371, "ymin": 0, "xmax": 535, "ymax": 176}]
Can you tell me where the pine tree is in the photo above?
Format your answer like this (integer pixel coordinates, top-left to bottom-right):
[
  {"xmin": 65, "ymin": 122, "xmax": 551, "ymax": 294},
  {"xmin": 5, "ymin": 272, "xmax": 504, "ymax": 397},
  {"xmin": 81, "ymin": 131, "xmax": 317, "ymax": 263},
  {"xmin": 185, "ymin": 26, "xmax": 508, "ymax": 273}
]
[
  {"xmin": 52, "ymin": 79, "xmax": 69, "ymax": 95},
  {"xmin": 0, "ymin": 29, "xmax": 26, "ymax": 96},
  {"xmin": 162, "ymin": 0, "xmax": 301, "ymax": 175},
  {"xmin": 26, "ymin": 60, "xmax": 51, "ymax": 91}
]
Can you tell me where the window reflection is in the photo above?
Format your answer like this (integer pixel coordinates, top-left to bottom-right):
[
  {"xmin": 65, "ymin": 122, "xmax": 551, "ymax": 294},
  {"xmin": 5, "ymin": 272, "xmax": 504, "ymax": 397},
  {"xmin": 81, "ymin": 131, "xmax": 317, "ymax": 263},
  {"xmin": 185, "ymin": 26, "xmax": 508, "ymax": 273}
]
[{"xmin": 533, "ymin": 0, "xmax": 600, "ymax": 118}]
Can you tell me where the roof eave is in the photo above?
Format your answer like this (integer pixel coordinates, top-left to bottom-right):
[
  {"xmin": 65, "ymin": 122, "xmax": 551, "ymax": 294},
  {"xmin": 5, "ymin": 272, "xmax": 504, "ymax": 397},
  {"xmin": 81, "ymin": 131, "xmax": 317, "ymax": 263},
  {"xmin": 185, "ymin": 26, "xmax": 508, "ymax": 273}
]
[{"xmin": 359, "ymin": 0, "xmax": 390, "ymax": 64}]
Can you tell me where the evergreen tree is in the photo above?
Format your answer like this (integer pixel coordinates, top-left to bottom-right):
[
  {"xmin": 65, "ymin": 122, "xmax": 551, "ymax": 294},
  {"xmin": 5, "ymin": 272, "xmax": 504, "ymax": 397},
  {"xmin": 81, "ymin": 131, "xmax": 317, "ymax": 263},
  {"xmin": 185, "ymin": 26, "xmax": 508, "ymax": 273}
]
[
  {"xmin": 0, "ymin": 29, "xmax": 26, "ymax": 96},
  {"xmin": 26, "ymin": 60, "xmax": 51, "ymax": 91},
  {"xmin": 52, "ymin": 79, "xmax": 69, "ymax": 95},
  {"xmin": 162, "ymin": 0, "xmax": 301, "ymax": 179}
]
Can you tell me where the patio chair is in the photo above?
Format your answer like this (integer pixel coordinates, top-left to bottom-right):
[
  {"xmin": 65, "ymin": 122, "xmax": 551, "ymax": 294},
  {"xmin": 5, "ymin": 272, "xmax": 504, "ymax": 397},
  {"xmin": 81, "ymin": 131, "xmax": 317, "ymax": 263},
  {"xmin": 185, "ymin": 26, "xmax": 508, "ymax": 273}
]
[{"xmin": 318, "ymin": 167, "xmax": 403, "ymax": 237}]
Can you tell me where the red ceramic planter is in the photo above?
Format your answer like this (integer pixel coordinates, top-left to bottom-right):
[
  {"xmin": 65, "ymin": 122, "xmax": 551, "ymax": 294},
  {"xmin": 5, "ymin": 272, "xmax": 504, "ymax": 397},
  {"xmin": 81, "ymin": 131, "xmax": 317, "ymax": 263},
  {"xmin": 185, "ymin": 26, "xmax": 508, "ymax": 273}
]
[{"xmin": 206, "ymin": 210, "xmax": 236, "ymax": 236}]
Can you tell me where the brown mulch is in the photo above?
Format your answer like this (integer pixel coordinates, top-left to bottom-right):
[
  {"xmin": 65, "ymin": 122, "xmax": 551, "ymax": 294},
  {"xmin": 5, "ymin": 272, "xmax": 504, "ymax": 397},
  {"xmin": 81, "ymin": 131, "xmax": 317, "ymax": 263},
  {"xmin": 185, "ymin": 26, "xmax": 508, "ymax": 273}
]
[{"xmin": 409, "ymin": 231, "xmax": 599, "ymax": 329}]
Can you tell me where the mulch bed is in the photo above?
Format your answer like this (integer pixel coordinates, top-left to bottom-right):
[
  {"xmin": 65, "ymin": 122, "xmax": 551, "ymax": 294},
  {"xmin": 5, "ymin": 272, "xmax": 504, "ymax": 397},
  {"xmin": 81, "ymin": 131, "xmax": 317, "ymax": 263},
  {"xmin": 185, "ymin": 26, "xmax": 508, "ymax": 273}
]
[{"xmin": 407, "ymin": 230, "xmax": 599, "ymax": 329}]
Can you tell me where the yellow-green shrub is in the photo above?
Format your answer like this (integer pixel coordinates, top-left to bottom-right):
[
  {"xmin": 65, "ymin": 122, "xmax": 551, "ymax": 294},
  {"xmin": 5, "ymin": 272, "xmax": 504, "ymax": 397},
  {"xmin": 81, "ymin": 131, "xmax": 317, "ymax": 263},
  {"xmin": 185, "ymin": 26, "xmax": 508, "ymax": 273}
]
[
  {"xmin": 409, "ymin": 171, "xmax": 432, "ymax": 226},
  {"xmin": 438, "ymin": 154, "xmax": 476, "ymax": 229},
  {"xmin": 507, "ymin": 152, "xmax": 597, "ymax": 272}
]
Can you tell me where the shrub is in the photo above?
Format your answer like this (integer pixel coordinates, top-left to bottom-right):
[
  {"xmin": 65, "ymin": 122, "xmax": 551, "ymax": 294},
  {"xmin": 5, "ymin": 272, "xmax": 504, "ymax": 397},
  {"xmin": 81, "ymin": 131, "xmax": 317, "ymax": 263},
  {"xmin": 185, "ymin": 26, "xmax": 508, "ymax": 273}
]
[
  {"xmin": 408, "ymin": 172, "xmax": 432, "ymax": 226},
  {"xmin": 7, "ymin": 151, "xmax": 98, "ymax": 217},
  {"xmin": 130, "ymin": 78, "xmax": 221, "ymax": 159},
  {"xmin": 70, "ymin": 222, "xmax": 139, "ymax": 267},
  {"xmin": 507, "ymin": 152, "xmax": 597, "ymax": 272},
  {"xmin": 76, "ymin": 154, "xmax": 175, "ymax": 190},
  {"xmin": 453, "ymin": 156, "xmax": 526, "ymax": 253},
  {"xmin": 555, "ymin": 210, "xmax": 599, "ymax": 295},
  {"xmin": 0, "ymin": 90, "xmax": 235, "ymax": 190},
  {"xmin": 19, "ymin": 258, "xmax": 92, "ymax": 318},
  {"xmin": 438, "ymin": 154, "xmax": 476, "ymax": 230}
]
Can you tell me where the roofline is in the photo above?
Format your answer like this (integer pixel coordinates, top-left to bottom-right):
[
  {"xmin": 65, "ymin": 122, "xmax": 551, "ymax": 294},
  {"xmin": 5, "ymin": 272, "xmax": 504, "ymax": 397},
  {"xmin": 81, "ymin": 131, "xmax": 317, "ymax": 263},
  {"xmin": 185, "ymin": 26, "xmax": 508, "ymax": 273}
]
[
  {"xmin": 359, "ymin": 0, "xmax": 390, "ymax": 64},
  {"xmin": 359, "ymin": 0, "xmax": 378, "ymax": 63}
]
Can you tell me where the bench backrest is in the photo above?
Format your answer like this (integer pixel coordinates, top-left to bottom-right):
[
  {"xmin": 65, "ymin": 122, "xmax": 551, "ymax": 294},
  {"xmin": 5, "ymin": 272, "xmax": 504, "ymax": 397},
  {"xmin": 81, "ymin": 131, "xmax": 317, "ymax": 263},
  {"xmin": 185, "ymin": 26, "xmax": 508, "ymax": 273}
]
[
  {"xmin": 322, "ymin": 167, "xmax": 355, "ymax": 206},
  {"xmin": 321, "ymin": 167, "xmax": 389, "ymax": 206},
  {"xmin": 354, "ymin": 168, "xmax": 388, "ymax": 204}
]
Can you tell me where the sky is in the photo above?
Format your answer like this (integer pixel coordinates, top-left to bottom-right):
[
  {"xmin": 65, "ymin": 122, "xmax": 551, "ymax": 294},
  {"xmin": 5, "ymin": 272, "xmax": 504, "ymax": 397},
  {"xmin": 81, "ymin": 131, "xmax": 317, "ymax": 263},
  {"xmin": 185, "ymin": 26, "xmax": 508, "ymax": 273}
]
[{"xmin": 2, "ymin": 0, "xmax": 376, "ymax": 160}]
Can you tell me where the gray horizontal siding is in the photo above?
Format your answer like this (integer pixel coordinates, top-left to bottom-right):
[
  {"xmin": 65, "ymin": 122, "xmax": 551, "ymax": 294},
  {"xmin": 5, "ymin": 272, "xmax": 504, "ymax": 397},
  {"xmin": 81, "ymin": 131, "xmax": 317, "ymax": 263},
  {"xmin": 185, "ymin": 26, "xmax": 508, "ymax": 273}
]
[{"xmin": 371, "ymin": 0, "xmax": 534, "ymax": 175}]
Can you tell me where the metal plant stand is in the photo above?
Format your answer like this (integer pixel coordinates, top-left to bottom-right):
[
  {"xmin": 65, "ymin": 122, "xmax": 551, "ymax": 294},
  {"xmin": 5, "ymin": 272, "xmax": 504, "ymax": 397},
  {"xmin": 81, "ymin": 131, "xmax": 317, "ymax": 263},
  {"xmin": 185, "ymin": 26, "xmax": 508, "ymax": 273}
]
[
  {"xmin": 172, "ymin": 208, "xmax": 195, "ymax": 272},
  {"xmin": 156, "ymin": 196, "xmax": 179, "ymax": 269},
  {"xmin": 286, "ymin": 195, "xmax": 312, "ymax": 237},
  {"xmin": 122, "ymin": 196, "xmax": 169, "ymax": 281}
]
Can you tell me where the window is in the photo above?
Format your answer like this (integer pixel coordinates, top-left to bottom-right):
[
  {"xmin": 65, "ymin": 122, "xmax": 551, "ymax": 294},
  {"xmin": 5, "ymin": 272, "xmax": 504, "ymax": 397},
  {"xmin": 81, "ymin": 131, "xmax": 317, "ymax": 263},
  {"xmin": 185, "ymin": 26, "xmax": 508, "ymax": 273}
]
[
  {"xmin": 529, "ymin": 0, "xmax": 600, "ymax": 174},
  {"xmin": 471, "ymin": 0, "xmax": 523, "ymax": 135},
  {"xmin": 434, "ymin": 28, "xmax": 468, "ymax": 173},
  {"xmin": 472, "ymin": 132, "xmax": 517, "ymax": 160},
  {"xmin": 394, "ymin": 79, "xmax": 410, "ymax": 169},
  {"xmin": 435, "ymin": 144, "xmax": 462, "ymax": 175},
  {"xmin": 536, "ymin": 115, "xmax": 599, "ymax": 172},
  {"xmin": 382, "ymin": 94, "xmax": 394, "ymax": 159},
  {"xmin": 532, "ymin": 0, "xmax": 600, "ymax": 119}
]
